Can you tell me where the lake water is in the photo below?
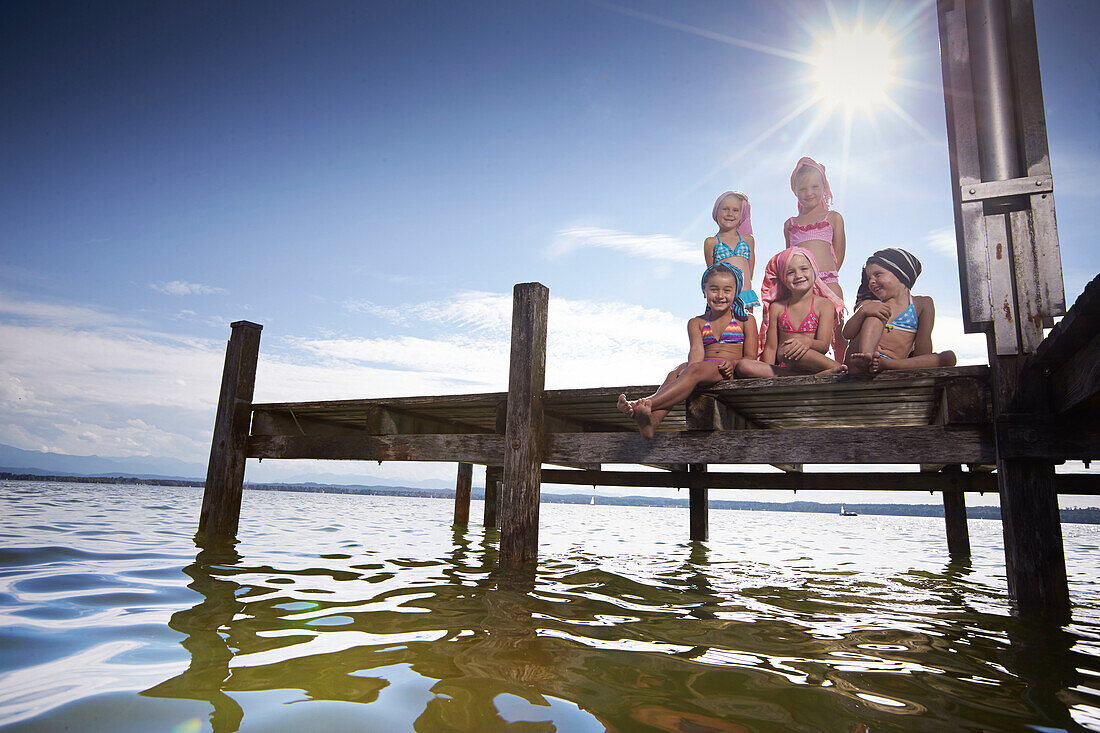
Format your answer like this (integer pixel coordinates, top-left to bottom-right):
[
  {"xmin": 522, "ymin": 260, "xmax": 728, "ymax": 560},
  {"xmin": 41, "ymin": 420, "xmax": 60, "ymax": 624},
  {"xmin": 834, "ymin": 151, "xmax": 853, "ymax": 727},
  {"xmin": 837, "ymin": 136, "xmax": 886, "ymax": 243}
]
[{"xmin": 1, "ymin": 480, "xmax": 1098, "ymax": 732}]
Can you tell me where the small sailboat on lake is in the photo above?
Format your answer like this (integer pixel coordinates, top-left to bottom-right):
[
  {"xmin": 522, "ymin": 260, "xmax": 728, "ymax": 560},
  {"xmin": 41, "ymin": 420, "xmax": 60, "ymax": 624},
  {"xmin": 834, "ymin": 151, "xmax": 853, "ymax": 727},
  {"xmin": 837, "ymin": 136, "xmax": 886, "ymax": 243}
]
[{"xmin": 840, "ymin": 505, "xmax": 858, "ymax": 516}]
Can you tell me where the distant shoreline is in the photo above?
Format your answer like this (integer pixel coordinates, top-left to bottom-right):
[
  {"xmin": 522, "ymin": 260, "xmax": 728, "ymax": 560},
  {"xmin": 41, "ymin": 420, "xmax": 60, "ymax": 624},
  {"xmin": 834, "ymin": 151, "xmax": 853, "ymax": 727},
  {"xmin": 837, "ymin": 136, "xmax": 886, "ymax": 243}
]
[{"xmin": 5, "ymin": 471, "xmax": 1099, "ymax": 524}]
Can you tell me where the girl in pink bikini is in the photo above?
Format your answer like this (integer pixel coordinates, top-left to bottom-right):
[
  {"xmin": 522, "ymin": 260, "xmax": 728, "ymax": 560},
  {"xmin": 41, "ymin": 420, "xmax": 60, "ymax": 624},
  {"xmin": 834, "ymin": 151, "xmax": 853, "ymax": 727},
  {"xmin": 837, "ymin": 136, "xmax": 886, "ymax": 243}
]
[
  {"xmin": 737, "ymin": 247, "xmax": 846, "ymax": 377},
  {"xmin": 617, "ymin": 263, "xmax": 758, "ymax": 438},
  {"xmin": 784, "ymin": 157, "xmax": 846, "ymax": 346}
]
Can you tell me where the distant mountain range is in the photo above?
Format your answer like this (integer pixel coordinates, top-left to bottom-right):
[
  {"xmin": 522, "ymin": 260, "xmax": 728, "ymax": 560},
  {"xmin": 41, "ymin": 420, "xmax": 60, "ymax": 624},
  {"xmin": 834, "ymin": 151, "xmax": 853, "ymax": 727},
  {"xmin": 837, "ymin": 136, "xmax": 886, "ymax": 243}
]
[
  {"xmin": 0, "ymin": 442, "xmax": 207, "ymax": 480},
  {"xmin": 0, "ymin": 442, "xmax": 452, "ymax": 489}
]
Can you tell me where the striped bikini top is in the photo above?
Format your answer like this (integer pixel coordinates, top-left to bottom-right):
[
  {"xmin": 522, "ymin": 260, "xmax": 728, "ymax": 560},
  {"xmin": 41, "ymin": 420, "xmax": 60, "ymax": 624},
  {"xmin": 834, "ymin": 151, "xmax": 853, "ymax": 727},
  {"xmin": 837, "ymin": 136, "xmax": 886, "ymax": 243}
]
[
  {"xmin": 713, "ymin": 232, "xmax": 751, "ymax": 261},
  {"xmin": 779, "ymin": 295, "xmax": 818, "ymax": 334},
  {"xmin": 884, "ymin": 297, "xmax": 919, "ymax": 333},
  {"xmin": 701, "ymin": 317, "xmax": 745, "ymax": 345}
]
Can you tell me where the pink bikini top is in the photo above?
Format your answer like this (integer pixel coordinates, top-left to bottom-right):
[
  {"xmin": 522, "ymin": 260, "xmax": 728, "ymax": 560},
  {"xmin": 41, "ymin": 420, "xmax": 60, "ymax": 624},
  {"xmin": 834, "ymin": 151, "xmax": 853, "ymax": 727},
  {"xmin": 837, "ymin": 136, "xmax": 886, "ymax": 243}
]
[
  {"xmin": 787, "ymin": 214, "xmax": 834, "ymax": 246},
  {"xmin": 779, "ymin": 295, "xmax": 818, "ymax": 334},
  {"xmin": 787, "ymin": 214, "xmax": 838, "ymax": 268}
]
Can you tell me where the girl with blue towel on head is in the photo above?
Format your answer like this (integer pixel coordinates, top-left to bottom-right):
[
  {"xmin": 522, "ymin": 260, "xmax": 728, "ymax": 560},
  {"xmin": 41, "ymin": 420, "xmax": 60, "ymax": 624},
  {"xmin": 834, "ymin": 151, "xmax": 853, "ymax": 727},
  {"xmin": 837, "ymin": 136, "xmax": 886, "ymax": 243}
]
[
  {"xmin": 704, "ymin": 191, "xmax": 760, "ymax": 310},
  {"xmin": 843, "ymin": 248, "xmax": 957, "ymax": 374},
  {"xmin": 617, "ymin": 263, "xmax": 758, "ymax": 439}
]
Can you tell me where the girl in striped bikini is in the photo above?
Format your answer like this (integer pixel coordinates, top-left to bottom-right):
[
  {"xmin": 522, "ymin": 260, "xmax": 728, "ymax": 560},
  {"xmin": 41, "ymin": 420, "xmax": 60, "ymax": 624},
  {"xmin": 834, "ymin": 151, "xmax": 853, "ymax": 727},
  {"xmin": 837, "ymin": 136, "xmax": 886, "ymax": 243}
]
[
  {"xmin": 617, "ymin": 263, "xmax": 758, "ymax": 439},
  {"xmin": 735, "ymin": 247, "xmax": 847, "ymax": 377},
  {"xmin": 844, "ymin": 248, "xmax": 957, "ymax": 374}
]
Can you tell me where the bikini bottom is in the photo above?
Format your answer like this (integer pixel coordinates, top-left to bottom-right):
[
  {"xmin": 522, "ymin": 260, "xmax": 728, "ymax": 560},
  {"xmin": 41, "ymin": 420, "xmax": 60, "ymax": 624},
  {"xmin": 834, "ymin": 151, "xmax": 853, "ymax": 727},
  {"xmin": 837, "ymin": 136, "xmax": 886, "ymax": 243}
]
[{"xmin": 818, "ymin": 270, "xmax": 839, "ymax": 285}]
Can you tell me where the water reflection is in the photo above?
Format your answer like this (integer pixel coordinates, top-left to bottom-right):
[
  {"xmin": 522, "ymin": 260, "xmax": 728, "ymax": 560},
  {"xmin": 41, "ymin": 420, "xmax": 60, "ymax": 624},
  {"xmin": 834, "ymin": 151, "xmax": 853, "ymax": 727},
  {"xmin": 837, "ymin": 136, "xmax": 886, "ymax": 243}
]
[{"xmin": 141, "ymin": 529, "xmax": 1100, "ymax": 732}]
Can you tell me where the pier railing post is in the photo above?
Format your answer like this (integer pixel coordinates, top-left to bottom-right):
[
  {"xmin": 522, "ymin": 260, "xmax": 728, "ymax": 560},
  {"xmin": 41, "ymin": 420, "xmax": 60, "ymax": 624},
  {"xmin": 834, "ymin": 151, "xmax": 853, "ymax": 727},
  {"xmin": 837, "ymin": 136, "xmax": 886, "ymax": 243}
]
[
  {"xmin": 200, "ymin": 321, "xmax": 262, "ymax": 536},
  {"xmin": 454, "ymin": 462, "xmax": 473, "ymax": 526},
  {"xmin": 500, "ymin": 282, "xmax": 549, "ymax": 567}
]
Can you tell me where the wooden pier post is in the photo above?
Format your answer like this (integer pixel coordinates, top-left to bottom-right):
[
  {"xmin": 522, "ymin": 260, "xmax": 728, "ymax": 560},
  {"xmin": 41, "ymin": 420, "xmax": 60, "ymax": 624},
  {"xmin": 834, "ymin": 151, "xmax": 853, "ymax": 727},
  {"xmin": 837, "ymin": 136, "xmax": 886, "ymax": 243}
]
[
  {"xmin": 454, "ymin": 462, "xmax": 473, "ymax": 526},
  {"xmin": 941, "ymin": 468, "xmax": 971, "ymax": 557},
  {"xmin": 484, "ymin": 465, "xmax": 502, "ymax": 528},
  {"xmin": 500, "ymin": 283, "xmax": 549, "ymax": 567},
  {"xmin": 938, "ymin": 0, "xmax": 1069, "ymax": 620},
  {"xmin": 685, "ymin": 393, "xmax": 715, "ymax": 542},
  {"xmin": 200, "ymin": 321, "xmax": 263, "ymax": 536}
]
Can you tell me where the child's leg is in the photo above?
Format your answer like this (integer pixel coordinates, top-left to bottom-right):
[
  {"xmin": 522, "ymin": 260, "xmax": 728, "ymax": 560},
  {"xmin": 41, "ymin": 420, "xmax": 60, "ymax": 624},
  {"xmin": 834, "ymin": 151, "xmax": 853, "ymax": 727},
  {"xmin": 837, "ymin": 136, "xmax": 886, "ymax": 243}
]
[
  {"xmin": 827, "ymin": 281, "xmax": 848, "ymax": 357},
  {"xmin": 631, "ymin": 361, "xmax": 723, "ymax": 438},
  {"xmin": 846, "ymin": 316, "xmax": 886, "ymax": 374},
  {"xmin": 734, "ymin": 359, "xmax": 782, "ymax": 378},
  {"xmin": 780, "ymin": 345, "xmax": 846, "ymax": 375},
  {"xmin": 871, "ymin": 350, "xmax": 957, "ymax": 373},
  {"xmin": 618, "ymin": 362, "xmax": 690, "ymax": 416}
]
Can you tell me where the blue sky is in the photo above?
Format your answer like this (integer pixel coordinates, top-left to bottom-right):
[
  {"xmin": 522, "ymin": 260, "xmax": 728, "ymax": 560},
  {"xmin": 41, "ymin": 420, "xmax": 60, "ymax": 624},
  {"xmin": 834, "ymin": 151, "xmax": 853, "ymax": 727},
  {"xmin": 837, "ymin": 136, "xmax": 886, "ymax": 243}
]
[{"xmin": 2, "ymin": 1, "xmax": 1097, "ymax": 504}]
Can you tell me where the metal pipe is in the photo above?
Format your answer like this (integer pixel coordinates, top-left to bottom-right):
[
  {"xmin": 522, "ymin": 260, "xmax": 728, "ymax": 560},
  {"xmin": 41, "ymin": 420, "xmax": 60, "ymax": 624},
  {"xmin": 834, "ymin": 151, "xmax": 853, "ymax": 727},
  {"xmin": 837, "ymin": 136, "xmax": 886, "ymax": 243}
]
[{"xmin": 965, "ymin": 0, "xmax": 1022, "ymax": 183}]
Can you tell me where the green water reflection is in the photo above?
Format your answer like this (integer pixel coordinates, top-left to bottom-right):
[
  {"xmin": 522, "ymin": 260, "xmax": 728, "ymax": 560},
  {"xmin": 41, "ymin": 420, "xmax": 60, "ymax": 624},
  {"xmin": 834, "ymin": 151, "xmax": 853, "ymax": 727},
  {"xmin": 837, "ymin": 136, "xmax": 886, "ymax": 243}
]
[{"xmin": 140, "ymin": 530, "xmax": 1097, "ymax": 732}]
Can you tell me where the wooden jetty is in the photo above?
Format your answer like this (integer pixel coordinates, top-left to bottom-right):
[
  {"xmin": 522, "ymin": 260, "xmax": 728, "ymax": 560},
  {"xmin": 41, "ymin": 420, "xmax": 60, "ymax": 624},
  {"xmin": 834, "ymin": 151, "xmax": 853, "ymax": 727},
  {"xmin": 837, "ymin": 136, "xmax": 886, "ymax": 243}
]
[{"xmin": 201, "ymin": 0, "xmax": 1098, "ymax": 622}]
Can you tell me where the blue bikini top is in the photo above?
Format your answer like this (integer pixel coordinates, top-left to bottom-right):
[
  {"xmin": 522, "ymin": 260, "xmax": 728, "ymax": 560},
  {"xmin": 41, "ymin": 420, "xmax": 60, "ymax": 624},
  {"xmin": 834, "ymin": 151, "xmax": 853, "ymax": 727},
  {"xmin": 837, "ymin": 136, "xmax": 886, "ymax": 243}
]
[
  {"xmin": 885, "ymin": 297, "xmax": 919, "ymax": 333},
  {"xmin": 713, "ymin": 232, "xmax": 751, "ymax": 262}
]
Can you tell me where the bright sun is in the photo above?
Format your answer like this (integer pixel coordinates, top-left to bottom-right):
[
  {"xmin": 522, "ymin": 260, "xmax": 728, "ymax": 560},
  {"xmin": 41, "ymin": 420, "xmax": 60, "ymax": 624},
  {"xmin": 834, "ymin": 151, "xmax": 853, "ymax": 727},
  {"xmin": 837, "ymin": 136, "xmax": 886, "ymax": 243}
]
[{"xmin": 811, "ymin": 29, "xmax": 896, "ymax": 112}]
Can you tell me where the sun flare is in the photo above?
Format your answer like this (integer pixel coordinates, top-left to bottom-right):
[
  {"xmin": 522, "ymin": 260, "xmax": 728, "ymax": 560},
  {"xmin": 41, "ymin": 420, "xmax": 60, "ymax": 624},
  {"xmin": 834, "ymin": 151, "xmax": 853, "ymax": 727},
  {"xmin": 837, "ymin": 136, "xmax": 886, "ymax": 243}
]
[{"xmin": 811, "ymin": 29, "xmax": 896, "ymax": 112}]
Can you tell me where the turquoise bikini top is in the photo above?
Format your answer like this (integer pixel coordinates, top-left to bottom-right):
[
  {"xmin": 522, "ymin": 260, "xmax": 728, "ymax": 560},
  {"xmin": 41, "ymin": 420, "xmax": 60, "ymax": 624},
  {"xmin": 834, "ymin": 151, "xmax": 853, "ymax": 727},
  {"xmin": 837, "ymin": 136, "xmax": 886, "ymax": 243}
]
[
  {"xmin": 884, "ymin": 297, "xmax": 919, "ymax": 333},
  {"xmin": 713, "ymin": 232, "xmax": 751, "ymax": 262}
]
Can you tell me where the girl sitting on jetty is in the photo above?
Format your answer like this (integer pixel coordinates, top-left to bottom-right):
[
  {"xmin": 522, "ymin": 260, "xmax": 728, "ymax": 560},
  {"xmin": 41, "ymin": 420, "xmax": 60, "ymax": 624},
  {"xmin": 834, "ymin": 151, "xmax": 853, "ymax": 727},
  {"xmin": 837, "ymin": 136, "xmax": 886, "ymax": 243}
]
[
  {"xmin": 735, "ymin": 247, "xmax": 847, "ymax": 377},
  {"xmin": 618, "ymin": 263, "xmax": 758, "ymax": 439},
  {"xmin": 844, "ymin": 248, "xmax": 957, "ymax": 374},
  {"xmin": 704, "ymin": 191, "xmax": 760, "ymax": 310}
]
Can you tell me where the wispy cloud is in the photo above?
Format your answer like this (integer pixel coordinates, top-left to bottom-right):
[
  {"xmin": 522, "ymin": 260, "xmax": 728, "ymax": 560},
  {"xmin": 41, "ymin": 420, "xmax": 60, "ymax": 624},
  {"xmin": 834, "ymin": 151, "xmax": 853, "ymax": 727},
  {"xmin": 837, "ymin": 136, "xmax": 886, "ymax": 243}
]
[
  {"xmin": 0, "ymin": 292, "xmax": 130, "ymax": 327},
  {"xmin": 924, "ymin": 226, "xmax": 957, "ymax": 257},
  {"xmin": 150, "ymin": 280, "xmax": 226, "ymax": 296},
  {"xmin": 549, "ymin": 226, "xmax": 697, "ymax": 265}
]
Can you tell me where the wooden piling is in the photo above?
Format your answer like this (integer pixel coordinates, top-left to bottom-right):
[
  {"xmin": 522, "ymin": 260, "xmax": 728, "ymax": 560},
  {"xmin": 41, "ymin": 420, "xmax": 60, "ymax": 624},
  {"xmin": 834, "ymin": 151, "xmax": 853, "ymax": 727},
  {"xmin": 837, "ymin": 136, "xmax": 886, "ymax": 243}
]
[
  {"xmin": 200, "ymin": 321, "xmax": 262, "ymax": 536},
  {"xmin": 499, "ymin": 283, "xmax": 549, "ymax": 567},
  {"xmin": 685, "ymin": 394, "xmax": 715, "ymax": 541},
  {"xmin": 941, "ymin": 468, "xmax": 971, "ymax": 556},
  {"xmin": 484, "ymin": 465, "xmax": 502, "ymax": 528},
  {"xmin": 993, "ymin": 357, "xmax": 1069, "ymax": 621},
  {"xmin": 453, "ymin": 462, "xmax": 472, "ymax": 525}
]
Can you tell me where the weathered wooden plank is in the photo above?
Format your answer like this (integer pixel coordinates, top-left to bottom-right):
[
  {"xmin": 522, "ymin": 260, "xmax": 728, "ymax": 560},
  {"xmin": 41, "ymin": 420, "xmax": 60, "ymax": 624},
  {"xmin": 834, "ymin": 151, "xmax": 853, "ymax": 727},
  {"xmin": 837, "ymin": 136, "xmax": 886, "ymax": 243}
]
[
  {"xmin": 500, "ymin": 282, "xmax": 549, "ymax": 567},
  {"xmin": 688, "ymin": 465, "xmax": 708, "ymax": 542},
  {"xmin": 1049, "ymin": 330, "xmax": 1100, "ymax": 416},
  {"xmin": 940, "ymin": 466, "xmax": 971, "ymax": 556},
  {"xmin": 546, "ymin": 426, "xmax": 994, "ymax": 465},
  {"xmin": 246, "ymin": 434, "xmax": 505, "ymax": 463},
  {"xmin": 454, "ymin": 462, "xmax": 472, "ymax": 526},
  {"xmin": 996, "ymin": 416, "xmax": 1100, "ymax": 461},
  {"xmin": 539, "ymin": 469, "xmax": 1001, "ymax": 492},
  {"xmin": 200, "ymin": 321, "xmax": 263, "ymax": 536},
  {"xmin": 1030, "ymin": 273, "xmax": 1100, "ymax": 369}
]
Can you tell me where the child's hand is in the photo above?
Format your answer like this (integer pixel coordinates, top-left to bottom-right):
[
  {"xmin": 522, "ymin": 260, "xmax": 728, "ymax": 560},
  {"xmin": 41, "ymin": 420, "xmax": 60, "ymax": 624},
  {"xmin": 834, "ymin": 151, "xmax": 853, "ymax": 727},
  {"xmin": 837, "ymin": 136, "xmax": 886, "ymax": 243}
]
[
  {"xmin": 780, "ymin": 338, "xmax": 810, "ymax": 361},
  {"xmin": 858, "ymin": 301, "xmax": 891, "ymax": 323},
  {"xmin": 717, "ymin": 359, "xmax": 734, "ymax": 379}
]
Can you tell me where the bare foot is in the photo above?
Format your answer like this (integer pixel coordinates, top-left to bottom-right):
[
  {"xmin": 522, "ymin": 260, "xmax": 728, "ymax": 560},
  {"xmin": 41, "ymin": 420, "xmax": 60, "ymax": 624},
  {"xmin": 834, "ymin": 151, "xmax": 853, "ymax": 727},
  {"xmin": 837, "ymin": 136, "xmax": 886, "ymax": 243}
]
[
  {"xmin": 940, "ymin": 350, "xmax": 957, "ymax": 367},
  {"xmin": 632, "ymin": 397, "xmax": 656, "ymax": 439},
  {"xmin": 817, "ymin": 364, "xmax": 847, "ymax": 375},
  {"xmin": 848, "ymin": 352, "xmax": 872, "ymax": 374},
  {"xmin": 869, "ymin": 353, "xmax": 891, "ymax": 374},
  {"xmin": 617, "ymin": 393, "xmax": 634, "ymax": 417}
]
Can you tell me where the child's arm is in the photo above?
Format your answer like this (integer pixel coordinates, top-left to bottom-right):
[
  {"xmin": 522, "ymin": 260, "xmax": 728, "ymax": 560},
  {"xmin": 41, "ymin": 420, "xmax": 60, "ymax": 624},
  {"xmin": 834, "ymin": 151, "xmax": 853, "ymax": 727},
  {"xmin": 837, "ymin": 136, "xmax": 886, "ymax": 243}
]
[
  {"xmin": 745, "ymin": 233, "xmax": 756, "ymax": 286},
  {"xmin": 687, "ymin": 318, "xmax": 706, "ymax": 362},
  {"xmin": 742, "ymin": 314, "xmax": 759, "ymax": 359},
  {"xmin": 830, "ymin": 211, "xmax": 846, "ymax": 268},
  {"xmin": 761, "ymin": 307, "xmax": 780, "ymax": 365},
  {"xmin": 842, "ymin": 299, "xmax": 889, "ymax": 339},
  {"xmin": 782, "ymin": 219, "xmax": 791, "ymax": 249},
  {"xmin": 810, "ymin": 299, "xmax": 836, "ymax": 354},
  {"xmin": 703, "ymin": 237, "xmax": 716, "ymax": 267},
  {"xmin": 911, "ymin": 296, "xmax": 935, "ymax": 357}
]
